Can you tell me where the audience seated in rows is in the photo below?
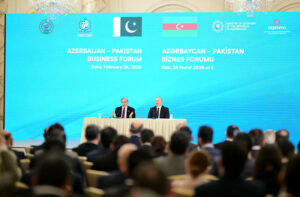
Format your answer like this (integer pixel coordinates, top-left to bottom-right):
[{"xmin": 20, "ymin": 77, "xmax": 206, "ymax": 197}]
[
  {"xmin": 195, "ymin": 143, "xmax": 265, "ymax": 197},
  {"xmin": 154, "ymin": 131, "xmax": 190, "ymax": 176},
  {"xmin": 172, "ymin": 150, "xmax": 210, "ymax": 190},
  {"xmin": 72, "ymin": 124, "xmax": 101, "ymax": 156},
  {"xmin": 215, "ymin": 125, "xmax": 239, "ymax": 150},
  {"xmin": 87, "ymin": 127, "xmax": 117, "ymax": 162},
  {"xmin": 92, "ymin": 135, "xmax": 129, "ymax": 172}
]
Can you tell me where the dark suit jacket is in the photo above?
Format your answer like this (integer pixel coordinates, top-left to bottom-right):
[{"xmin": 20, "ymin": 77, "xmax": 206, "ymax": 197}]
[
  {"xmin": 72, "ymin": 142, "xmax": 99, "ymax": 157},
  {"xmin": 148, "ymin": 106, "xmax": 169, "ymax": 119},
  {"xmin": 195, "ymin": 176, "xmax": 265, "ymax": 197},
  {"xmin": 91, "ymin": 150, "xmax": 118, "ymax": 172},
  {"xmin": 129, "ymin": 135, "xmax": 141, "ymax": 148},
  {"xmin": 115, "ymin": 106, "xmax": 135, "ymax": 118},
  {"xmin": 202, "ymin": 146, "xmax": 221, "ymax": 175},
  {"xmin": 97, "ymin": 171, "xmax": 127, "ymax": 189},
  {"xmin": 86, "ymin": 146, "xmax": 110, "ymax": 162},
  {"xmin": 214, "ymin": 140, "xmax": 232, "ymax": 150}
]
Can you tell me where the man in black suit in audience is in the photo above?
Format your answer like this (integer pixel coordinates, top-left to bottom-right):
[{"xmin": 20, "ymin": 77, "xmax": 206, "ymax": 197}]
[
  {"xmin": 249, "ymin": 128, "xmax": 264, "ymax": 158},
  {"xmin": 112, "ymin": 97, "xmax": 136, "ymax": 118},
  {"xmin": 87, "ymin": 127, "xmax": 117, "ymax": 162},
  {"xmin": 198, "ymin": 126, "xmax": 220, "ymax": 175},
  {"xmin": 194, "ymin": 143, "xmax": 265, "ymax": 197},
  {"xmin": 72, "ymin": 124, "xmax": 101, "ymax": 156},
  {"xmin": 129, "ymin": 121, "xmax": 143, "ymax": 148},
  {"xmin": 148, "ymin": 97, "xmax": 169, "ymax": 119},
  {"xmin": 215, "ymin": 125, "xmax": 239, "ymax": 150},
  {"xmin": 177, "ymin": 126, "xmax": 197, "ymax": 152},
  {"xmin": 92, "ymin": 135, "xmax": 129, "ymax": 172}
]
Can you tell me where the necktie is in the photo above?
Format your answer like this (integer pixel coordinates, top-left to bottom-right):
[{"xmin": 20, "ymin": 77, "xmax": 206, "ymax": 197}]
[
  {"xmin": 157, "ymin": 107, "xmax": 161, "ymax": 118},
  {"xmin": 121, "ymin": 107, "xmax": 125, "ymax": 118}
]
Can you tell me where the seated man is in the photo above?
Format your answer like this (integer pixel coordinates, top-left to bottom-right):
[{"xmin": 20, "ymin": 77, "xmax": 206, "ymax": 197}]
[
  {"xmin": 72, "ymin": 124, "xmax": 101, "ymax": 156},
  {"xmin": 112, "ymin": 97, "xmax": 135, "ymax": 118},
  {"xmin": 148, "ymin": 97, "xmax": 169, "ymax": 119},
  {"xmin": 1, "ymin": 130, "xmax": 26, "ymax": 161}
]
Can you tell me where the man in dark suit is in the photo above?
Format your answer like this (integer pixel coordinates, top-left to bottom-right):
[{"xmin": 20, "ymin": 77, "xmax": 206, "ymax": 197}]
[
  {"xmin": 129, "ymin": 121, "xmax": 143, "ymax": 148},
  {"xmin": 113, "ymin": 97, "xmax": 136, "ymax": 118},
  {"xmin": 215, "ymin": 125, "xmax": 239, "ymax": 150},
  {"xmin": 148, "ymin": 97, "xmax": 169, "ymax": 119},
  {"xmin": 72, "ymin": 124, "xmax": 101, "ymax": 156},
  {"xmin": 194, "ymin": 143, "xmax": 265, "ymax": 197}
]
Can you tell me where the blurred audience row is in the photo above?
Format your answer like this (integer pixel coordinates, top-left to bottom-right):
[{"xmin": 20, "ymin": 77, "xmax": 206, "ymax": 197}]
[{"xmin": 0, "ymin": 122, "xmax": 299, "ymax": 197}]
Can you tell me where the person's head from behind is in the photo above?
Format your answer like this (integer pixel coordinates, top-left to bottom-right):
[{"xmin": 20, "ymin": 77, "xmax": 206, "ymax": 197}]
[
  {"xmin": 85, "ymin": 124, "xmax": 101, "ymax": 143},
  {"xmin": 32, "ymin": 152, "xmax": 72, "ymax": 195},
  {"xmin": 220, "ymin": 142, "xmax": 248, "ymax": 177},
  {"xmin": 285, "ymin": 154, "xmax": 300, "ymax": 197},
  {"xmin": 178, "ymin": 126, "xmax": 193, "ymax": 141},
  {"xmin": 110, "ymin": 135, "xmax": 130, "ymax": 151},
  {"xmin": 234, "ymin": 132, "xmax": 253, "ymax": 154},
  {"xmin": 132, "ymin": 162, "xmax": 170, "ymax": 196},
  {"xmin": 277, "ymin": 140, "xmax": 295, "ymax": 162},
  {"xmin": 101, "ymin": 127, "xmax": 117, "ymax": 148},
  {"xmin": 253, "ymin": 144, "xmax": 282, "ymax": 179},
  {"xmin": 226, "ymin": 125, "xmax": 239, "ymax": 139},
  {"xmin": 197, "ymin": 126, "xmax": 213, "ymax": 147},
  {"xmin": 140, "ymin": 129, "xmax": 154, "ymax": 145},
  {"xmin": 1, "ymin": 130, "xmax": 13, "ymax": 147},
  {"xmin": 118, "ymin": 143, "xmax": 137, "ymax": 175},
  {"xmin": 127, "ymin": 149, "xmax": 153, "ymax": 178},
  {"xmin": 129, "ymin": 121, "xmax": 143, "ymax": 135},
  {"xmin": 276, "ymin": 129, "xmax": 289, "ymax": 142},
  {"xmin": 169, "ymin": 131, "xmax": 189, "ymax": 156},
  {"xmin": 47, "ymin": 123, "xmax": 66, "ymax": 144},
  {"xmin": 121, "ymin": 97, "xmax": 129, "ymax": 107},
  {"xmin": 186, "ymin": 150, "xmax": 211, "ymax": 179},
  {"xmin": 249, "ymin": 128, "xmax": 264, "ymax": 147},
  {"xmin": 44, "ymin": 138, "xmax": 66, "ymax": 153},
  {"xmin": 151, "ymin": 136, "xmax": 167, "ymax": 157},
  {"xmin": 264, "ymin": 129, "xmax": 276, "ymax": 144}
]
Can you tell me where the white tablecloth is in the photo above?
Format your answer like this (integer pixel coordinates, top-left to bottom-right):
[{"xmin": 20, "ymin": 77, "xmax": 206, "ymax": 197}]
[{"xmin": 80, "ymin": 118, "xmax": 187, "ymax": 143}]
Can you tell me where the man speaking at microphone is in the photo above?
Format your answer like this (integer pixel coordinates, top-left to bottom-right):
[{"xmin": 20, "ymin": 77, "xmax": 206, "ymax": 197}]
[
  {"xmin": 148, "ymin": 97, "xmax": 170, "ymax": 119},
  {"xmin": 112, "ymin": 97, "xmax": 136, "ymax": 118}
]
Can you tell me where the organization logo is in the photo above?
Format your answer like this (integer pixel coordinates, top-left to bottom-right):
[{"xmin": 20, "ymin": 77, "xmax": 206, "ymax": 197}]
[
  {"xmin": 40, "ymin": 20, "xmax": 54, "ymax": 34},
  {"xmin": 79, "ymin": 17, "xmax": 91, "ymax": 33},
  {"xmin": 265, "ymin": 18, "xmax": 288, "ymax": 35},
  {"xmin": 162, "ymin": 17, "xmax": 198, "ymax": 37},
  {"xmin": 113, "ymin": 17, "xmax": 142, "ymax": 37},
  {"xmin": 212, "ymin": 21, "xmax": 224, "ymax": 32},
  {"xmin": 274, "ymin": 19, "xmax": 280, "ymax": 26}
]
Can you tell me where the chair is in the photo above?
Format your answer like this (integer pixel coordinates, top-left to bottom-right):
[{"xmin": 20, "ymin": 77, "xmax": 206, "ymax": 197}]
[
  {"xmin": 203, "ymin": 174, "xmax": 218, "ymax": 181},
  {"xmin": 172, "ymin": 188, "xmax": 194, "ymax": 197},
  {"xmin": 25, "ymin": 153, "xmax": 34, "ymax": 159},
  {"xmin": 24, "ymin": 146, "xmax": 33, "ymax": 154},
  {"xmin": 14, "ymin": 181, "xmax": 29, "ymax": 190},
  {"xmin": 168, "ymin": 174, "xmax": 188, "ymax": 181},
  {"xmin": 83, "ymin": 161, "xmax": 93, "ymax": 172},
  {"xmin": 86, "ymin": 187, "xmax": 104, "ymax": 197},
  {"xmin": 86, "ymin": 169, "xmax": 110, "ymax": 187},
  {"xmin": 78, "ymin": 156, "xmax": 87, "ymax": 164},
  {"xmin": 20, "ymin": 159, "xmax": 30, "ymax": 172}
]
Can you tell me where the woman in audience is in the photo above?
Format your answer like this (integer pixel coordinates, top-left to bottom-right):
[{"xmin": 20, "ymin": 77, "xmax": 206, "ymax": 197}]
[
  {"xmin": 171, "ymin": 150, "xmax": 210, "ymax": 190},
  {"xmin": 151, "ymin": 136, "xmax": 167, "ymax": 158},
  {"xmin": 253, "ymin": 144, "xmax": 282, "ymax": 196}
]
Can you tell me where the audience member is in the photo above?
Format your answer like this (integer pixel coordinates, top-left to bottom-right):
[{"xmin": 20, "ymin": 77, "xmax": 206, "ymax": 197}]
[
  {"xmin": 87, "ymin": 127, "xmax": 117, "ymax": 162},
  {"xmin": 215, "ymin": 125, "xmax": 239, "ymax": 150},
  {"xmin": 178, "ymin": 126, "xmax": 197, "ymax": 152},
  {"xmin": 151, "ymin": 136, "xmax": 167, "ymax": 158},
  {"xmin": 172, "ymin": 150, "xmax": 210, "ymax": 190},
  {"xmin": 92, "ymin": 135, "xmax": 129, "ymax": 172},
  {"xmin": 276, "ymin": 129, "xmax": 289, "ymax": 142},
  {"xmin": 129, "ymin": 121, "xmax": 143, "ymax": 148},
  {"xmin": 98, "ymin": 144, "xmax": 137, "ymax": 189},
  {"xmin": 0, "ymin": 133, "xmax": 21, "ymax": 197},
  {"xmin": 31, "ymin": 152, "xmax": 73, "ymax": 197},
  {"xmin": 234, "ymin": 132, "xmax": 254, "ymax": 178},
  {"xmin": 1, "ymin": 130, "xmax": 26, "ymax": 161},
  {"xmin": 195, "ymin": 143, "xmax": 265, "ymax": 197},
  {"xmin": 72, "ymin": 124, "xmax": 101, "ymax": 156},
  {"xmin": 197, "ymin": 126, "xmax": 220, "ymax": 175},
  {"xmin": 264, "ymin": 129, "xmax": 276, "ymax": 144},
  {"xmin": 155, "ymin": 132, "xmax": 189, "ymax": 176},
  {"xmin": 248, "ymin": 128, "xmax": 264, "ymax": 158},
  {"xmin": 253, "ymin": 144, "xmax": 282, "ymax": 196},
  {"xmin": 277, "ymin": 140, "xmax": 295, "ymax": 167}
]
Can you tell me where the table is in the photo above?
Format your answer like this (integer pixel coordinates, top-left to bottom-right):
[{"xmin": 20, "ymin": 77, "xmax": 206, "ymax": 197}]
[{"xmin": 80, "ymin": 118, "xmax": 187, "ymax": 143}]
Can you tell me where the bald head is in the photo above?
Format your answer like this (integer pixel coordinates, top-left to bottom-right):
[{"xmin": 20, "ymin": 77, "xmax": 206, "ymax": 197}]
[
  {"xmin": 118, "ymin": 144, "xmax": 137, "ymax": 174},
  {"xmin": 130, "ymin": 121, "xmax": 143, "ymax": 134}
]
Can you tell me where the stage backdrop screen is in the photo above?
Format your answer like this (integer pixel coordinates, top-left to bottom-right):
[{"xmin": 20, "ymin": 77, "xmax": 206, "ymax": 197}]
[{"xmin": 5, "ymin": 12, "xmax": 300, "ymax": 145}]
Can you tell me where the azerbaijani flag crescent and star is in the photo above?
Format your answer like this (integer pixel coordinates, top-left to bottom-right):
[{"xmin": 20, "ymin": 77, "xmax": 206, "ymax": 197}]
[{"xmin": 162, "ymin": 17, "xmax": 198, "ymax": 37}]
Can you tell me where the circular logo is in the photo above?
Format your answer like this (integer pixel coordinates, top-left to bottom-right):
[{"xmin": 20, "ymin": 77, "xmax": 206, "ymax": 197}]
[
  {"xmin": 212, "ymin": 21, "xmax": 224, "ymax": 32},
  {"xmin": 274, "ymin": 19, "xmax": 280, "ymax": 26},
  {"xmin": 40, "ymin": 20, "xmax": 54, "ymax": 34}
]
